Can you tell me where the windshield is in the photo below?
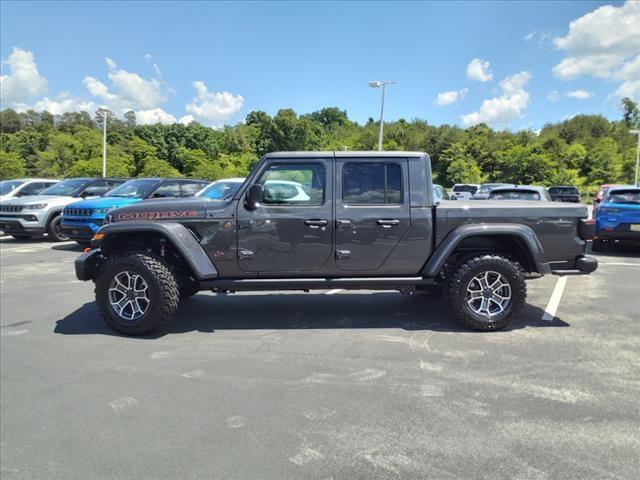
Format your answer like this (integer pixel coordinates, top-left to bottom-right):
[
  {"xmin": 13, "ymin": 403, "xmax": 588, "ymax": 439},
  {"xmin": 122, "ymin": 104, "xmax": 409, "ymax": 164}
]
[
  {"xmin": 607, "ymin": 190, "xmax": 640, "ymax": 204},
  {"xmin": 549, "ymin": 187, "xmax": 578, "ymax": 194},
  {"xmin": 106, "ymin": 179, "xmax": 160, "ymax": 198},
  {"xmin": 452, "ymin": 185, "xmax": 478, "ymax": 193},
  {"xmin": 39, "ymin": 179, "xmax": 89, "ymax": 196},
  {"xmin": 198, "ymin": 181, "xmax": 243, "ymax": 200},
  {"xmin": 0, "ymin": 180, "xmax": 25, "ymax": 195},
  {"xmin": 490, "ymin": 190, "xmax": 541, "ymax": 201},
  {"xmin": 477, "ymin": 184, "xmax": 509, "ymax": 193}
]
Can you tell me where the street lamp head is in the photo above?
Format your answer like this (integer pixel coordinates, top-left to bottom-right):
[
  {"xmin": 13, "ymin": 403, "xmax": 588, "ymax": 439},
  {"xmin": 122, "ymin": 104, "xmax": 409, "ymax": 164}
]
[{"xmin": 369, "ymin": 81, "xmax": 382, "ymax": 88}]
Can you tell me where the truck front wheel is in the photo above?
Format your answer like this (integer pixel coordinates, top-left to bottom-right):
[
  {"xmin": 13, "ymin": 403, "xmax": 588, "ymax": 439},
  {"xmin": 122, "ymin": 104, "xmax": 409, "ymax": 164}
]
[
  {"xmin": 447, "ymin": 255, "xmax": 526, "ymax": 331},
  {"xmin": 95, "ymin": 253, "xmax": 179, "ymax": 336}
]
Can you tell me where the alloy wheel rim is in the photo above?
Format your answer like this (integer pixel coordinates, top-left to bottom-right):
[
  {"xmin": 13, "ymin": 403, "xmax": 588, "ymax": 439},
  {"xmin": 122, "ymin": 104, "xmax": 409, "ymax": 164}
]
[
  {"xmin": 108, "ymin": 271, "xmax": 150, "ymax": 321},
  {"xmin": 466, "ymin": 271, "xmax": 511, "ymax": 318}
]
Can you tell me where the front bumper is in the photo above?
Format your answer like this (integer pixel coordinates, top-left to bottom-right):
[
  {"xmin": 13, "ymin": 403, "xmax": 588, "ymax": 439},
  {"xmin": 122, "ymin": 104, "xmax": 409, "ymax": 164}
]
[
  {"xmin": 551, "ymin": 254, "xmax": 598, "ymax": 275},
  {"xmin": 75, "ymin": 249, "xmax": 101, "ymax": 281},
  {"xmin": 0, "ymin": 219, "xmax": 46, "ymax": 235},
  {"xmin": 61, "ymin": 219, "xmax": 102, "ymax": 242}
]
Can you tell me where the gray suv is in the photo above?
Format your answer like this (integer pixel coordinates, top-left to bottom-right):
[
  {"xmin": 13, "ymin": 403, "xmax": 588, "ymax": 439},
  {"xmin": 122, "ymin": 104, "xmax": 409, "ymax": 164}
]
[{"xmin": 0, "ymin": 178, "xmax": 127, "ymax": 241}]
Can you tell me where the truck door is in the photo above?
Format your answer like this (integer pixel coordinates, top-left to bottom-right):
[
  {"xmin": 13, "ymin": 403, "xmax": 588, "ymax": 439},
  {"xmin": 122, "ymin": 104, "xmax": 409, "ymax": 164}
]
[
  {"xmin": 335, "ymin": 158, "xmax": 411, "ymax": 272},
  {"xmin": 237, "ymin": 159, "xmax": 333, "ymax": 273}
]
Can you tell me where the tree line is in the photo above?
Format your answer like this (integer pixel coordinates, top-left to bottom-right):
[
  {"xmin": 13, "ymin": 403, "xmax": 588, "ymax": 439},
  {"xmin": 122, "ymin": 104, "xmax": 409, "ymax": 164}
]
[{"xmin": 1, "ymin": 98, "xmax": 639, "ymax": 192}]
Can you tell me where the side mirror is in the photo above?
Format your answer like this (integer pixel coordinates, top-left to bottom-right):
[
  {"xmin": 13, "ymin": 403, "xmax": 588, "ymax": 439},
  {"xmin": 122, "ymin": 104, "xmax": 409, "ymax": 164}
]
[
  {"xmin": 245, "ymin": 184, "xmax": 263, "ymax": 210},
  {"xmin": 80, "ymin": 190, "xmax": 89, "ymax": 198},
  {"xmin": 450, "ymin": 196, "xmax": 458, "ymax": 200}
]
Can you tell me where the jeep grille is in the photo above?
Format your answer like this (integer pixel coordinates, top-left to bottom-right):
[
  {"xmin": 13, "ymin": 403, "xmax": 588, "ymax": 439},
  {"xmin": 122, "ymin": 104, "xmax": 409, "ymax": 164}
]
[
  {"xmin": 0, "ymin": 205, "xmax": 23, "ymax": 213},
  {"xmin": 63, "ymin": 207, "xmax": 94, "ymax": 216}
]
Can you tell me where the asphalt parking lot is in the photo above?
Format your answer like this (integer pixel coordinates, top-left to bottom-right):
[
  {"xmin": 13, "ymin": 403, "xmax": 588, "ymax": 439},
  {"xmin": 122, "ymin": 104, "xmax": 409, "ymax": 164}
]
[{"xmin": 1, "ymin": 237, "xmax": 639, "ymax": 480}]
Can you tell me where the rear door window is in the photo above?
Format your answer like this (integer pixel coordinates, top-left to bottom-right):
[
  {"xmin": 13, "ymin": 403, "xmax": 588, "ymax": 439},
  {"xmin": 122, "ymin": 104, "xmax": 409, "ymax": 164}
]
[
  {"xmin": 342, "ymin": 163, "xmax": 401, "ymax": 205},
  {"xmin": 151, "ymin": 181, "xmax": 181, "ymax": 198}
]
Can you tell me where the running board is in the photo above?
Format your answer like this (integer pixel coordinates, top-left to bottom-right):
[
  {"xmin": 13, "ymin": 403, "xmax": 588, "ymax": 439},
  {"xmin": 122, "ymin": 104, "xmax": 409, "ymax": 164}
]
[{"xmin": 199, "ymin": 276, "xmax": 435, "ymax": 291}]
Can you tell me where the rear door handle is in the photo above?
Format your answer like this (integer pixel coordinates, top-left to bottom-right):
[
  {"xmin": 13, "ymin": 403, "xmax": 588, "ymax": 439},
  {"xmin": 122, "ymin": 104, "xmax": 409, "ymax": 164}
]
[
  {"xmin": 377, "ymin": 219, "xmax": 400, "ymax": 228},
  {"xmin": 336, "ymin": 219, "xmax": 351, "ymax": 229},
  {"xmin": 304, "ymin": 219, "xmax": 328, "ymax": 228}
]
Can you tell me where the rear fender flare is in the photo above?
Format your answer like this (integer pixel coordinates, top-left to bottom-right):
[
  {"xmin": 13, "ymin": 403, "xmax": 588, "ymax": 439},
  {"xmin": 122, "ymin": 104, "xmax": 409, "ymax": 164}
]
[
  {"xmin": 97, "ymin": 222, "xmax": 218, "ymax": 280},
  {"xmin": 422, "ymin": 223, "xmax": 550, "ymax": 277}
]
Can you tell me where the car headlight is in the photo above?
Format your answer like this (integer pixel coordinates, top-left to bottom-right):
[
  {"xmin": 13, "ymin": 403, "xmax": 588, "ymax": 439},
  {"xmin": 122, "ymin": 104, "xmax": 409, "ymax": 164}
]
[
  {"xmin": 24, "ymin": 203, "xmax": 48, "ymax": 210},
  {"xmin": 94, "ymin": 207, "xmax": 115, "ymax": 214}
]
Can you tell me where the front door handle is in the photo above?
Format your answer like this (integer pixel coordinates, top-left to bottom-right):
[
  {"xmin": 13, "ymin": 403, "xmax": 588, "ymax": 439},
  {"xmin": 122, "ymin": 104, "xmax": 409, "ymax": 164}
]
[
  {"xmin": 304, "ymin": 219, "xmax": 328, "ymax": 228},
  {"xmin": 377, "ymin": 219, "xmax": 400, "ymax": 228}
]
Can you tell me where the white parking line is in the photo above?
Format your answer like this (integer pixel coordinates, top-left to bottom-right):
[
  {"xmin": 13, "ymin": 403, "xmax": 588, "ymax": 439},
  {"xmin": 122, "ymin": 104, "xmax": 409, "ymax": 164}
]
[
  {"xmin": 598, "ymin": 262, "xmax": 639, "ymax": 267},
  {"xmin": 542, "ymin": 276, "xmax": 568, "ymax": 321},
  {"xmin": 325, "ymin": 289, "xmax": 344, "ymax": 295}
]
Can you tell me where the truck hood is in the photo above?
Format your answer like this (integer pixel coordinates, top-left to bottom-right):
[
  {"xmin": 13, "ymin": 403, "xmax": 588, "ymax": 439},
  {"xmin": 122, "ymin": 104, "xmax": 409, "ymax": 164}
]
[
  {"xmin": 108, "ymin": 197, "xmax": 236, "ymax": 222},
  {"xmin": 0, "ymin": 194, "xmax": 78, "ymax": 207},
  {"xmin": 66, "ymin": 196, "xmax": 142, "ymax": 210},
  {"xmin": 438, "ymin": 199, "xmax": 588, "ymax": 219}
]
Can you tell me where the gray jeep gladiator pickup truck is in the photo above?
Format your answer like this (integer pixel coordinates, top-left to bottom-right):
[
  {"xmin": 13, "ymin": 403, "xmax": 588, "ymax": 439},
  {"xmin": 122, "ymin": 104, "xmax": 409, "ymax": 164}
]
[{"xmin": 75, "ymin": 151, "xmax": 597, "ymax": 335}]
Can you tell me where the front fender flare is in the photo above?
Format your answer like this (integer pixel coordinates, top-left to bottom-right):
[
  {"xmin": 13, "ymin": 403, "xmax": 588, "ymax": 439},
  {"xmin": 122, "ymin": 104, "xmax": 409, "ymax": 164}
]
[
  {"xmin": 97, "ymin": 221, "xmax": 218, "ymax": 280},
  {"xmin": 422, "ymin": 223, "xmax": 550, "ymax": 277}
]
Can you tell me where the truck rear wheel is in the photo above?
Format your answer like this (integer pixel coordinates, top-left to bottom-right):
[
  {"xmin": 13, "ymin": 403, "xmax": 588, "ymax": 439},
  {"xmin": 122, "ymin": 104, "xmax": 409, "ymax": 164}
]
[
  {"xmin": 95, "ymin": 253, "xmax": 179, "ymax": 336},
  {"xmin": 447, "ymin": 255, "xmax": 526, "ymax": 331}
]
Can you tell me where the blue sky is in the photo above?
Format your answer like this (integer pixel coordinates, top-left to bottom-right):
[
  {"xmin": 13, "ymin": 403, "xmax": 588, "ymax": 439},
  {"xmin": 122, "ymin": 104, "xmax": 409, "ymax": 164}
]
[{"xmin": 1, "ymin": 1, "xmax": 638, "ymax": 130}]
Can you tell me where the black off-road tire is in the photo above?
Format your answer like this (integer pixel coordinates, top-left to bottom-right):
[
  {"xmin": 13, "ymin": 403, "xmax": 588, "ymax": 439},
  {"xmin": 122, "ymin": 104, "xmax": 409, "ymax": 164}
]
[
  {"xmin": 11, "ymin": 234, "xmax": 31, "ymax": 240},
  {"xmin": 95, "ymin": 253, "xmax": 179, "ymax": 336},
  {"xmin": 47, "ymin": 215, "xmax": 68, "ymax": 242},
  {"xmin": 591, "ymin": 238, "xmax": 605, "ymax": 252},
  {"xmin": 447, "ymin": 255, "xmax": 526, "ymax": 331}
]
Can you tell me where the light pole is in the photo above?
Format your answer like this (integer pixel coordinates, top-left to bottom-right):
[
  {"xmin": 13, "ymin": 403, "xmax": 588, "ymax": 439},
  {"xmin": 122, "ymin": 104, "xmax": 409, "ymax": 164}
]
[
  {"xmin": 369, "ymin": 80, "xmax": 396, "ymax": 151},
  {"xmin": 98, "ymin": 109, "xmax": 110, "ymax": 178},
  {"xmin": 630, "ymin": 129, "xmax": 640, "ymax": 185}
]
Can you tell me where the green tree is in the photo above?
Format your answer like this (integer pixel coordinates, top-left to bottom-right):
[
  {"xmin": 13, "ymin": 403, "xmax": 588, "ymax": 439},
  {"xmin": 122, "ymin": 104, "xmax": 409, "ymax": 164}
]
[
  {"xmin": 0, "ymin": 151, "xmax": 25, "ymax": 179},
  {"xmin": 585, "ymin": 137, "xmax": 622, "ymax": 184},
  {"xmin": 442, "ymin": 143, "xmax": 483, "ymax": 184},
  {"xmin": 140, "ymin": 158, "xmax": 182, "ymax": 178},
  {"xmin": 621, "ymin": 97, "xmax": 640, "ymax": 128}
]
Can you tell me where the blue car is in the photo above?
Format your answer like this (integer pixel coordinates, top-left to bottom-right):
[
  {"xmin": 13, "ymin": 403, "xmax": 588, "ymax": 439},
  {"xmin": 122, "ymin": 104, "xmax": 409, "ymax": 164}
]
[
  {"xmin": 61, "ymin": 178, "xmax": 208, "ymax": 244},
  {"xmin": 593, "ymin": 185, "xmax": 640, "ymax": 251}
]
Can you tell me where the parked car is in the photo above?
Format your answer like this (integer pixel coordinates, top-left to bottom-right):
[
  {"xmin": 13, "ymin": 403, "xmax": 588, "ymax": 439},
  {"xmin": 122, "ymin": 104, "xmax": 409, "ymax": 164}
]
[
  {"xmin": 61, "ymin": 178, "xmax": 209, "ymax": 244},
  {"xmin": 75, "ymin": 151, "xmax": 597, "ymax": 336},
  {"xmin": 593, "ymin": 185, "xmax": 640, "ymax": 251},
  {"xmin": 449, "ymin": 183, "xmax": 479, "ymax": 200},
  {"xmin": 594, "ymin": 184, "xmax": 619, "ymax": 209},
  {"xmin": 488, "ymin": 185, "xmax": 552, "ymax": 201},
  {"xmin": 0, "ymin": 178, "xmax": 59, "ymax": 202},
  {"xmin": 548, "ymin": 186, "xmax": 582, "ymax": 203},
  {"xmin": 433, "ymin": 184, "xmax": 447, "ymax": 202},
  {"xmin": 197, "ymin": 178, "xmax": 246, "ymax": 200},
  {"xmin": 471, "ymin": 183, "xmax": 515, "ymax": 200},
  {"xmin": 0, "ymin": 178, "xmax": 127, "ymax": 241}
]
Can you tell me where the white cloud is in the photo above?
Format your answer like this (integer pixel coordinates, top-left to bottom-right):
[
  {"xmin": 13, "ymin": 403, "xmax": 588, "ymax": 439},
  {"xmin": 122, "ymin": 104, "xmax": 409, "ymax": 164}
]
[
  {"xmin": 435, "ymin": 88, "xmax": 468, "ymax": 106},
  {"xmin": 566, "ymin": 89, "xmax": 593, "ymax": 100},
  {"xmin": 466, "ymin": 58, "xmax": 493, "ymax": 82},
  {"xmin": 83, "ymin": 57, "xmax": 168, "ymax": 112},
  {"xmin": 552, "ymin": 1, "xmax": 640, "ymax": 99},
  {"xmin": 184, "ymin": 81, "xmax": 244, "ymax": 128},
  {"xmin": 547, "ymin": 90, "xmax": 561, "ymax": 102},
  {"xmin": 0, "ymin": 47, "xmax": 48, "ymax": 109},
  {"xmin": 33, "ymin": 92, "xmax": 96, "ymax": 115},
  {"xmin": 179, "ymin": 114, "xmax": 195, "ymax": 125},
  {"xmin": 524, "ymin": 31, "xmax": 536, "ymax": 42},
  {"xmin": 461, "ymin": 71, "xmax": 531, "ymax": 128},
  {"xmin": 135, "ymin": 108, "xmax": 177, "ymax": 125}
]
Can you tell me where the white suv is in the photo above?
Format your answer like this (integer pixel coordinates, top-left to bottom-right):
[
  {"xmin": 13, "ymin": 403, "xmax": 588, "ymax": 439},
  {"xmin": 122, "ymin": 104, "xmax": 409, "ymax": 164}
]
[
  {"xmin": 0, "ymin": 178, "xmax": 126, "ymax": 241},
  {"xmin": 0, "ymin": 178, "xmax": 59, "ymax": 202}
]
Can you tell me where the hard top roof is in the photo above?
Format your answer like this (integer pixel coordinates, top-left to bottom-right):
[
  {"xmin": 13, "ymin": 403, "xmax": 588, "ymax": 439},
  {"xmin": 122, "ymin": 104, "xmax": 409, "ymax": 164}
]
[{"xmin": 264, "ymin": 151, "xmax": 427, "ymax": 159}]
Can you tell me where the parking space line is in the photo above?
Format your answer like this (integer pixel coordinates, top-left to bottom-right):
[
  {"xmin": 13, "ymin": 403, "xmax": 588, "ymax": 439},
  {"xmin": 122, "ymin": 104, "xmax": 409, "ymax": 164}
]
[
  {"xmin": 325, "ymin": 289, "xmax": 344, "ymax": 295},
  {"xmin": 542, "ymin": 276, "xmax": 567, "ymax": 321},
  {"xmin": 598, "ymin": 262, "xmax": 639, "ymax": 267}
]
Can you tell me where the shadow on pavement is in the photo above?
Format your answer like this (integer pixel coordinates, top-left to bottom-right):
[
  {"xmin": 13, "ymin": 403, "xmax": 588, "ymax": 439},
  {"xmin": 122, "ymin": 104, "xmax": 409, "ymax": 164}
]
[
  {"xmin": 55, "ymin": 292, "xmax": 569, "ymax": 338},
  {"xmin": 51, "ymin": 242, "xmax": 85, "ymax": 252},
  {"xmin": 587, "ymin": 241, "xmax": 640, "ymax": 258}
]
